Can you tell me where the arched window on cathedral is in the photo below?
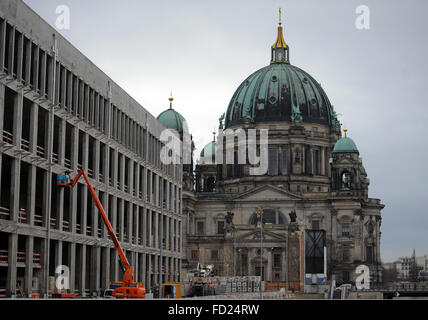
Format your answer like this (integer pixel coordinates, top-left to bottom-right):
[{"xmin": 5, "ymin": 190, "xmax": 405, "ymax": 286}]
[
  {"xmin": 249, "ymin": 209, "xmax": 285, "ymax": 225},
  {"xmin": 341, "ymin": 171, "xmax": 352, "ymax": 190}
]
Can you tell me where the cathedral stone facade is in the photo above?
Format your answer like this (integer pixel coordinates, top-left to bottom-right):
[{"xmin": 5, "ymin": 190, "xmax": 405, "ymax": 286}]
[{"xmin": 158, "ymin": 15, "xmax": 385, "ymax": 289}]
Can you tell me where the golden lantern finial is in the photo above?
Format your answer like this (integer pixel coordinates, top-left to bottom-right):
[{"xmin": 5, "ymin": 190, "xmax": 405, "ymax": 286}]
[
  {"xmin": 344, "ymin": 128, "xmax": 348, "ymax": 137},
  {"xmin": 169, "ymin": 91, "xmax": 174, "ymax": 108},
  {"xmin": 272, "ymin": 8, "xmax": 287, "ymax": 50}
]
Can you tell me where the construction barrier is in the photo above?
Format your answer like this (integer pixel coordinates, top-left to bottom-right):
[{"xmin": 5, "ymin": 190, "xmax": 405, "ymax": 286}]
[{"xmin": 265, "ymin": 281, "xmax": 302, "ymax": 292}]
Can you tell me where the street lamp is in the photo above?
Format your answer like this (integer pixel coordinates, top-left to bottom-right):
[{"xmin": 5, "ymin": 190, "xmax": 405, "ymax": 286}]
[{"xmin": 256, "ymin": 207, "xmax": 263, "ymax": 299}]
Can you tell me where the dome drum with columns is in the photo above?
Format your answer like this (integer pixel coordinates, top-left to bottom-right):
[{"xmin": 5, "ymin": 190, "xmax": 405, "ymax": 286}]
[{"xmin": 167, "ymin": 10, "xmax": 384, "ymax": 290}]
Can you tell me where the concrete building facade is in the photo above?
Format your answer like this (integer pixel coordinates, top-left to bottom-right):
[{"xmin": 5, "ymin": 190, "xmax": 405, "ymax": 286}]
[{"xmin": 0, "ymin": 0, "xmax": 183, "ymax": 297}]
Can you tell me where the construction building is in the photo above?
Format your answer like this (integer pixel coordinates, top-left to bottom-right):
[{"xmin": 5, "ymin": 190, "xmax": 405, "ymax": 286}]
[{"xmin": 0, "ymin": 0, "xmax": 184, "ymax": 297}]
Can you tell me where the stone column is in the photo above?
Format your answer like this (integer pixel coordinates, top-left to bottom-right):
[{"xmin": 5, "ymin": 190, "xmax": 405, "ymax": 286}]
[{"xmin": 321, "ymin": 147, "xmax": 326, "ymax": 176}]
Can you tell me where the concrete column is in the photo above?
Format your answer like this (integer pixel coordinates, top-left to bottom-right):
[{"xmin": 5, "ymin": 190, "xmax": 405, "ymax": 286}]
[
  {"xmin": 91, "ymin": 189, "xmax": 99, "ymax": 238},
  {"xmin": 57, "ymin": 180, "xmax": 64, "ymax": 231},
  {"xmin": 0, "ymin": 84, "xmax": 4, "ymax": 137},
  {"xmin": 58, "ymin": 118, "xmax": 66, "ymax": 166},
  {"xmin": 94, "ymin": 139, "xmax": 100, "ymax": 181},
  {"xmin": 27, "ymin": 165, "xmax": 36, "ymax": 226},
  {"xmin": 71, "ymin": 125, "xmax": 79, "ymax": 171},
  {"xmin": 129, "ymin": 160, "xmax": 134, "ymax": 196},
  {"xmin": 148, "ymin": 170, "xmax": 152, "ymax": 203},
  {"xmin": 101, "ymin": 192, "xmax": 109, "ymax": 239},
  {"xmin": 69, "ymin": 242, "xmax": 76, "ymax": 293},
  {"xmin": 80, "ymin": 182, "xmax": 88, "ymax": 235},
  {"xmin": 54, "ymin": 240, "xmax": 63, "ymax": 292},
  {"xmin": 118, "ymin": 199, "xmax": 124, "ymax": 242},
  {"xmin": 104, "ymin": 145, "xmax": 110, "ymax": 187},
  {"xmin": 166, "ymin": 217, "xmax": 170, "ymax": 251},
  {"xmin": 154, "ymin": 255, "xmax": 158, "ymax": 285},
  {"xmin": 127, "ymin": 202, "xmax": 133, "ymax": 243},
  {"xmin": 69, "ymin": 181, "xmax": 77, "ymax": 234},
  {"xmin": 134, "ymin": 205, "xmax": 139, "ymax": 245},
  {"xmin": 148, "ymin": 209, "xmax": 152, "ymax": 248},
  {"xmin": 13, "ymin": 89, "xmax": 22, "ymax": 149},
  {"xmin": 91, "ymin": 246, "xmax": 101, "ymax": 293},
  {"xmin": 25, "ymin": 236, "xmax": 34, "ymax": 295},
  {"xmin": 111, "ymin": 196, "xmax": 117, "ymax": 238},
  {"xmin": 142, "ymin": 167, "xmax": 147, "ymax": 200},
  {"xmin": 10, "ymin": 158, "xmax": 20, "ymax": 222},
  {"xmin": 155, "ymin": 211, "xmax": 159, "ymax": 249},
  {"xmin": 135, "ymin": 165, "xmax": 140, "ymax": 199},
  {"xmin": 101, "ymin": 247, "xmax": 110, "ymax": 290},
  {"xmin": 10, "ymin": 90, "xmax": 21, "ymax": 222},
  {"xmin": 7, "ymin": 233, "xmax": 18, "ymax": 297},
  {"xmin": 79, "ymin": 245, "xmax": 86, "ymax": 297},
  {"xmin": 70, "ymin": 126, "xmax": 79, "ymax": 233},
  {"xmin": 145, "ymin": 254, "xmax": 150, "ymax": 288},
  {"xmin": 120, "ymin": 154, "xmax": 125, "ymax": 192},
  {"xmin": 113, "ymin": 150, "xmax": 118, "ymax": 187}
]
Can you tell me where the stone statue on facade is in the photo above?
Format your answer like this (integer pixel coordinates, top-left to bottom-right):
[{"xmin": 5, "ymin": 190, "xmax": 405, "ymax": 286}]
[
  {"xmin": 291, "ymin": 104, "xmax": 302, "ymax": 124},
  {"xmin": 218, "ymin": 113, "xmax": 225, "ymax": 129}
]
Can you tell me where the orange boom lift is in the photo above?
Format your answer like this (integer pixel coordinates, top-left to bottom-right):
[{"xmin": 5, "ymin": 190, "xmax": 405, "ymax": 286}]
[{"xmin": 57, "ymin": 170, "xmax": 145, "ymax": 298}]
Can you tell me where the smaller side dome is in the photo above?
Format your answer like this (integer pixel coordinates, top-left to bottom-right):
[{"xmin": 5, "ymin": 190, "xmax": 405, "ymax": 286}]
[
  {"xmin": 157, "ymin": 109, "xmax": 189, "ymax": 133},
  {"xmin": 333, "ymin": 136, "xmax": 359, "ymax": 154},
  {"xmin": 156, "ymin": 95, "xmax": 189, "ymax": 133},
  {"xmin": 200, "ymin": 141, "xmax": 215, "ymax": 159}
]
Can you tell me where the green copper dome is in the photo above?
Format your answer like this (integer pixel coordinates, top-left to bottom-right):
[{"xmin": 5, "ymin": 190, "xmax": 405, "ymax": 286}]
[
  {"xmin": 200, "ymin": 140, "xmax": 215, "ymax": 158},
  {"xmin": 333, "ymin": 136, "xmax": 359, "ymax": 153},
  {"xmin": 157, "ymin": 99, "xmax": 189, "ymax": 134},
  {"xmin": 224, "ymin": 17, "xmax": 339, "ymax": 129},
  {"xmin": 225, "ymin": 63, "xmax": 336, "ymax": 128}
]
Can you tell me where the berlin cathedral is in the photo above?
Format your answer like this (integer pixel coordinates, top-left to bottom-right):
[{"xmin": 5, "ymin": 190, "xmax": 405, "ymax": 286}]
[{"xmin": 157, "ymin": 13, "xmax": 384, "ymax": 290}]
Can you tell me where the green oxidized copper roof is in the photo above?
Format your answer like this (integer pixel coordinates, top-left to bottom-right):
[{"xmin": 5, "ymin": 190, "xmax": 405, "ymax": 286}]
[
  {"xmin": 225, "ymin": 63, "xmax": 336, "ymax": 128},
  {"xmin": 157, "ymin": 108, "xmax": 189, "ymax": 134},
  {"xmin": 333, "ymin": 136, "xmax": 359, "ymax": 153},
  {"xmin": 200, "ymin": 140, "xmax": 215, "ymax": 158}
]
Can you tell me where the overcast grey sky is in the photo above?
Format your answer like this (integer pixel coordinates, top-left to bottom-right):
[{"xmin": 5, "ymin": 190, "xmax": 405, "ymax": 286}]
[{"xmin": 23, "ymin": 0, "xmax": 428, "ymax": 262}]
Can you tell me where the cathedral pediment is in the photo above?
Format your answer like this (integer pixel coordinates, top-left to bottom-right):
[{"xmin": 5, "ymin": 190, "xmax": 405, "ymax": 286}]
[
  {"xmin": 233, "ymin": 185, "xmax": 303, "ymax": 202},
  {"xmin": 236, "ymin": 228, "xmax": 287, "ymax": 241}
]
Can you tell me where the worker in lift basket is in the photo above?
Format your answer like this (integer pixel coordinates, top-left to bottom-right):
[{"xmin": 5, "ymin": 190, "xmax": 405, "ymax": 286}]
[{"xmin": 64, "ymin": 170, "xmax": 71, "ymax": 185}]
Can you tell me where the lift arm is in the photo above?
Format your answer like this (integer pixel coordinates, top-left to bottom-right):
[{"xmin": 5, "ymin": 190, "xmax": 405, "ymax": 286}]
[{"xmin": 59, "ymin": 170, "xmax": 134, "ymax": 286}]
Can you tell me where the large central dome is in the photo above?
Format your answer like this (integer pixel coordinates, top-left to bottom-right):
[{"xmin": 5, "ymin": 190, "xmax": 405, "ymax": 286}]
[{"xmin": 224, "ymin": 16, "xmax": 338, "ymax": 129}]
